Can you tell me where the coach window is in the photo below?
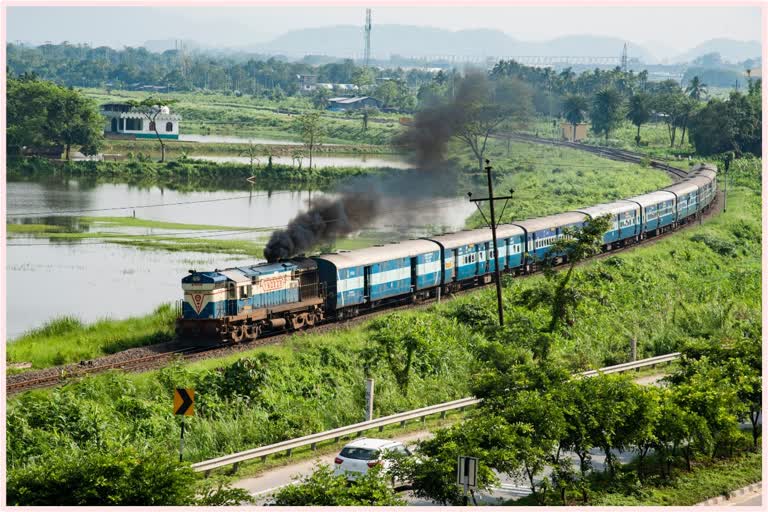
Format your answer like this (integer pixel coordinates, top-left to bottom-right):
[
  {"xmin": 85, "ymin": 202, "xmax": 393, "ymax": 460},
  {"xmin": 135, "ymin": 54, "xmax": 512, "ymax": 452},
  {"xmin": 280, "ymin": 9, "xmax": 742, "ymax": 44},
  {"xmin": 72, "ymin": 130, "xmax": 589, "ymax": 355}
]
[
  {"xmin": 149, "ymin": 121, "xmax": 156, "ymax": 131},
  {"xmin": 240, "ymin": 286, "xmax": 248, "ymax": 299},
  {"xmin": 166, "ymin": 122, "xmax": 174, "ymax": 132}
]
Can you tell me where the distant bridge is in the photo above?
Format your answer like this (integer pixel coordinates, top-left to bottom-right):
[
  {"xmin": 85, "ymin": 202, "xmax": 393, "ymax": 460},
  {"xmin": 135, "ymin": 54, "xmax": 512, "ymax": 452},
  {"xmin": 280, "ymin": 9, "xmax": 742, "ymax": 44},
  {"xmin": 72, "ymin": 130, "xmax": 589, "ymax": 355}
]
[{"xmin": 393, "ymin": 54, "xmax": 623, "ymax": 66}]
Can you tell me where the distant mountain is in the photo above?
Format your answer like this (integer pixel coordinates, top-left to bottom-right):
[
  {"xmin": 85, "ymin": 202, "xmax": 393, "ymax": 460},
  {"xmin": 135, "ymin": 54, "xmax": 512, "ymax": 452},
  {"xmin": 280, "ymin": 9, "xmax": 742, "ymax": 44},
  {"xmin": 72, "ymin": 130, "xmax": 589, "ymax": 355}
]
[
  {"xmin": 674, "ymin": 38, "xmax": 761, "ymax": 64},
  {"xmin": 251, "ymin": 24, "xmax": 654, "ymax": 62}
]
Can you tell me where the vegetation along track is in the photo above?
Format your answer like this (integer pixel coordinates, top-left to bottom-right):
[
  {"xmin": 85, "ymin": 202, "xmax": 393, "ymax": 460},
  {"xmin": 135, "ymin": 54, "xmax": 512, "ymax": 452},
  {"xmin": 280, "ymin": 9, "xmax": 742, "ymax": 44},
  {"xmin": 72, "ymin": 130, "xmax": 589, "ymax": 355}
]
[
  {"xmin": 7, "ymin": 144, "xmax": 716, "ymax": 394},
  {"xmin": 503, "ymin": 132, "xmax": 691, "ymax": 180}
]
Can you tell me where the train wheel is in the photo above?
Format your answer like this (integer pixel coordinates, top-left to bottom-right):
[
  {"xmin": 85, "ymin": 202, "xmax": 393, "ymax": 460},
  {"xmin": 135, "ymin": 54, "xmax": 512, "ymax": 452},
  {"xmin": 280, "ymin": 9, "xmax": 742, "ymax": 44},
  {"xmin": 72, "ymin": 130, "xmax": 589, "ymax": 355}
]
[
  {"xmin": 230, "ymin": 326, "xmax": 245, "ymax": 343},
  {"xmin": 244, "ymin": 324, "xmax": 259, "ymax": 340},
  {"xmin": 291, "ymin": 314, "xmax": 306, "ymax": 330},
  {"xmin": 306, "ymin": 313, "xmax": 316, "ymax": 327}
]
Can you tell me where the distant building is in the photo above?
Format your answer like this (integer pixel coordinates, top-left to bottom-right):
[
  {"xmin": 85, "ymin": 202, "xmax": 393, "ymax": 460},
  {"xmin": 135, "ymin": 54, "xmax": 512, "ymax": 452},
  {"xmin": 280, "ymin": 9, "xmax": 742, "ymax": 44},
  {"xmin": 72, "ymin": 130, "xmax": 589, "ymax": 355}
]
[
  {"xmin": 100, "ymin": 103, "xmax": 181, "ymax": 139},
  {"xmin": 297, "ymin": 74, "xmax": 318, "ymax": 92},
  {"xmin": 297, "ymin": 74, "xmax": 359, "ymax": 93},
  {"xmin": 327, "ymin": 96, "xmax": 382, "ymax": 111},
  {"xmin": 561, "ymin": 122, "xmax": 588, "ymax": 142}
]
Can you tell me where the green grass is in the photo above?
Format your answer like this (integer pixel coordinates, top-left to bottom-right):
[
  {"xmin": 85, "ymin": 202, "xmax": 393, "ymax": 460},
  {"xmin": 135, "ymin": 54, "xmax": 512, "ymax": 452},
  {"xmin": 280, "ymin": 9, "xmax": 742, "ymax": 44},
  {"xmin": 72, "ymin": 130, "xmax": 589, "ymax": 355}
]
[
  {"xmin": 7, "ymin": 223, "xmax": 70, "ymax": 233},
  {"xmin": 461, "ymin": 138, "xmax": 672, "ymax": 227},
  {"xmin": 7, "ymin": 304, "xmax": 178, "ymax": 368},
  {"xmin": 81, "ymin": 88, "xmax": 405, "ymax": 145},
  {"xmin": 592, "ymin": 451, "xmax": 762, "ymax": 506}
]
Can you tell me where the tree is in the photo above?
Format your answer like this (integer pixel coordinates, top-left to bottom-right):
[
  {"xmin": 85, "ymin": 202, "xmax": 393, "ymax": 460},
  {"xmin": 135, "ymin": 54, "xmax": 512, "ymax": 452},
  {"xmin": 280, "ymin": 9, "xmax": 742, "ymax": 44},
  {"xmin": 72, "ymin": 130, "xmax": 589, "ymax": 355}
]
[
  {"xmin": 126, "ymin": 97, "xmax": 178, "ymax": 162},
  {"xmin": 351, "ymin": 67, "xmax": 375, "ymax": 91},
  {"xmin": 689, "ymin": 90, "xmax": 761, "ymax": 156},
  {"xmin": 517, "ymin": 215, "xmax": 611, "ymax": 358},
  {"xmin": 590, "ymin": 88, "xmax": 624, "ymax": 142},
  {"xmin": 562, "ymin": 95, "xmax": 589, "ymax": 142},
  {"xmin": 294, "ymin": 111, "xmax": 325, "ymax": 170},
  {"xmin": 360, "ymin": 105, "xmax": 379, "ymax": 132},
  {"xmin": 7, "ymin": 76, "xmax": 103, "ymax": 158},
  {"xmin": 311, "ymin": 87, "xmax": 331, "ymax": 109},
  {"xmin": 626, "ymin": 93, "xmax": 651, "ymax": 145},
  {"xmin": 449, "ymin": 74, "xmax": 526, "ymax": 171},
  {"xmin": 7, "ymin": 446, "xmax": 197, "ymax": 505},
  {"xmin": 685, "ymin": 75, "xmax": 708, "ymax": 100},
  {"xmin": 273, "ymin": 464, "xmax": 405, "ymax": 506},
  {"xmin": 387, "ymin": 416, "xmax": 507, "ymax": 505}
]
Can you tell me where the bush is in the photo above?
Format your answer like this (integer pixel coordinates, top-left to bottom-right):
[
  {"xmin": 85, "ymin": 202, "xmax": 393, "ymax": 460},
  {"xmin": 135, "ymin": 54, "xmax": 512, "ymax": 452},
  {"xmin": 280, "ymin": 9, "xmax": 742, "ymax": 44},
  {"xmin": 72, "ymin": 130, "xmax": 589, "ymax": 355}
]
[
  {"xmin": 273, "ymin": 464, "xmax": 405, "ymax": 506},
  {"xmin": 7, "ymin": 446, "xmax": 197, "ymax": 506}
]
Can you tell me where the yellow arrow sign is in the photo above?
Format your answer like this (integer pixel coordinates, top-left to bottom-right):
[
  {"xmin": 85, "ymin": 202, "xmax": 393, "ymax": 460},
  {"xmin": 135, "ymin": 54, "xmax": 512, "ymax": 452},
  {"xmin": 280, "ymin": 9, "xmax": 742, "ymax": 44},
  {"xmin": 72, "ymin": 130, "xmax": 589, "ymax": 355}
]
[{"xmin": 174, "ymin": 388, "xmax": 194, "ymax": 416}]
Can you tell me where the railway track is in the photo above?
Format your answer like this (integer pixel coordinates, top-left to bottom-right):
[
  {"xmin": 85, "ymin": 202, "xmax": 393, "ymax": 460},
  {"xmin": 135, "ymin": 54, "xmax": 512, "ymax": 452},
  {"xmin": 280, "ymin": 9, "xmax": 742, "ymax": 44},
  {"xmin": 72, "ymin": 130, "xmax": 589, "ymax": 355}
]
[
  {"xmin": 503, "ymin": 132, "xmax": 691, "ymax": 180},
  {"xmin": 7, "ymin": 143, "xmax": 715, "ymax": 395}
]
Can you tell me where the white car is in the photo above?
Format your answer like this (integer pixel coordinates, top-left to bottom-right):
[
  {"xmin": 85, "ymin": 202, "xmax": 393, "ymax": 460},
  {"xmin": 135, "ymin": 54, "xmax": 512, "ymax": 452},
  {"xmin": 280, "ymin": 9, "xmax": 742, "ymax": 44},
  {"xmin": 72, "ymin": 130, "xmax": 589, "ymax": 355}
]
[{"xmin": 333, "ymin": 438, "xmax": 412, "ymax": 482}]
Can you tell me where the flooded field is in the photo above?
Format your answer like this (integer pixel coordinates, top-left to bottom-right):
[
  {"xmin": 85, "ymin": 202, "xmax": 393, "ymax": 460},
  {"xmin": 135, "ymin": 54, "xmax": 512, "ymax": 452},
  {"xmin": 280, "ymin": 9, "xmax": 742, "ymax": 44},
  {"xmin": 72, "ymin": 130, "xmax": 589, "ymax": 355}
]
[
  {"xmin": 7, "ymin": 177, "xmax": 474, "ymax": 338},
  {"xmin": 189, "ymin": 154, "xmax": 412, "ymax": 169}
]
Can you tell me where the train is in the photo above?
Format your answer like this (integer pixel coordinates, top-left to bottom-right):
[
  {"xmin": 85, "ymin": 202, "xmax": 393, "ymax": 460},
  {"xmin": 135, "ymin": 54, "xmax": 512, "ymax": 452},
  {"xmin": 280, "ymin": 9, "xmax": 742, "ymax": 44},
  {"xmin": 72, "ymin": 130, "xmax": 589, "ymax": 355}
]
[{"xmin": 176, "ymin": 163, "xmax": 718, "ymax": 343}]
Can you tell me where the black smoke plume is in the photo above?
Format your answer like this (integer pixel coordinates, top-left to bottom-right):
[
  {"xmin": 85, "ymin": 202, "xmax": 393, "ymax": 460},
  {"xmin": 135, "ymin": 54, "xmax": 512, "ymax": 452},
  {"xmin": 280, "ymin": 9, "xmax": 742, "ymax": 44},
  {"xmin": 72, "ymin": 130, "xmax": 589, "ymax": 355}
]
[
  {"xmin": 264, "ymin": 194, "xmax": 379, "ymax": 262},
  {"xmin": 263, "ymin": 73, "xmax": 491, "ymax": 263}
]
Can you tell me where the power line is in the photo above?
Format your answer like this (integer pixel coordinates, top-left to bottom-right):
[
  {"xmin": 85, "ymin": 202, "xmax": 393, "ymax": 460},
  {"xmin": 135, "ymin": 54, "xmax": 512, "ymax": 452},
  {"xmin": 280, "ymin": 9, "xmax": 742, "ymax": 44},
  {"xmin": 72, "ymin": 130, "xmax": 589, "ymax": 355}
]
[
  {"xmin": 6, "ymin": 192, "xmax": 273, "ymax": 217},
  {"xmin": 7, "ymin": 198, "xmax": 465, "ymax": 248}
]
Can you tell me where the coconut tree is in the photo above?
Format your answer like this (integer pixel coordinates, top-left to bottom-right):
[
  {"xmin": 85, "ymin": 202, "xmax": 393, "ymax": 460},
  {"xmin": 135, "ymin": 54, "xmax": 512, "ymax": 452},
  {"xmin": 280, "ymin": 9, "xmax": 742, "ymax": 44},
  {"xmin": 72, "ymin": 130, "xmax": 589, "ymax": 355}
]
[
  {"xmin": 685, "ymin": 76, "xmax": 708, "ymax": 101},
  {"xmin": 626, "ymin": 93, "xmax": 651, "ymax": 145},
  {"xmin": 562, "ymin": 95, "xmax": 589, "ymax": 142}
]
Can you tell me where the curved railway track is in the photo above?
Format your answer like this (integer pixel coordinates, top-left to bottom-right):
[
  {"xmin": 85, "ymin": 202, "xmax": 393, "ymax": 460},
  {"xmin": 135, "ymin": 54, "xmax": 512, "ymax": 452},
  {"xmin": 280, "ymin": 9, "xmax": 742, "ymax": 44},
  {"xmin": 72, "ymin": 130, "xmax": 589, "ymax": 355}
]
[{"xmin": 7, "ymin": 142, "xmax": 716, "ymax": 395}]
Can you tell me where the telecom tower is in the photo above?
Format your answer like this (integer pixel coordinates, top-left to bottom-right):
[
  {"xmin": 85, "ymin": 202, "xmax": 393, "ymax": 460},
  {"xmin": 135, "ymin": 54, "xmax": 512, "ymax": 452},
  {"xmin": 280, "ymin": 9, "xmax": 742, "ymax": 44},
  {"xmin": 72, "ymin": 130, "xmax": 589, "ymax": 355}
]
[
  {"xmin": 364, "ymin": 8, "xmax": 372, "ymax": 67},
  {"xmin": 621, "ymin": 43, "xmax": 628, "ymax": 72}
]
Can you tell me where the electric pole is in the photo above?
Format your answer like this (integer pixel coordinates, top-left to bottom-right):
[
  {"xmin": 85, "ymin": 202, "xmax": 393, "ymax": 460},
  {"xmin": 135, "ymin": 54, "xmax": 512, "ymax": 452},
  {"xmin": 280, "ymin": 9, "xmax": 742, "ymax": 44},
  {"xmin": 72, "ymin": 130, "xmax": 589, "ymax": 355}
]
[
  {"xmin": 723, "ymin": 152, "xmax": 732, "ymax": 212},
  {"xmin": 468, "ymin": 159, "xmax": 514, "ymax": 327}
]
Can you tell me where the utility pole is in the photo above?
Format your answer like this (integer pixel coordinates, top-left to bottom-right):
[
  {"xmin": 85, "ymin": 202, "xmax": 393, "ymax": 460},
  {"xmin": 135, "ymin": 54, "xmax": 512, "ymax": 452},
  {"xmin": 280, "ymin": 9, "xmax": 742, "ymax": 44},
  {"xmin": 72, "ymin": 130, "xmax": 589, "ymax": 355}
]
[
  {"xmin": 468, "ymin": 159, "xmax": 514, "ymax": 327},
  {"xmin": 364, "ymin": 8, "xmax": 372, "ymax": 68},
  {"xmin": 723, "ymin": 152, "xmax": 732, "ymax": 212}
]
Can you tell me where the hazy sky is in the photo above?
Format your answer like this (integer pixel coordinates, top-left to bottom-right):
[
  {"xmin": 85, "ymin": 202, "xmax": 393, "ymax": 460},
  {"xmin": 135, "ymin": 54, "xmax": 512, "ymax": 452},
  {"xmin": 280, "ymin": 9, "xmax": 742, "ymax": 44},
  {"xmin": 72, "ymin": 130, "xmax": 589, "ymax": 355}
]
[{"xmin": 6, "ymin": 4, "xmax": 761, "ymax": 55}]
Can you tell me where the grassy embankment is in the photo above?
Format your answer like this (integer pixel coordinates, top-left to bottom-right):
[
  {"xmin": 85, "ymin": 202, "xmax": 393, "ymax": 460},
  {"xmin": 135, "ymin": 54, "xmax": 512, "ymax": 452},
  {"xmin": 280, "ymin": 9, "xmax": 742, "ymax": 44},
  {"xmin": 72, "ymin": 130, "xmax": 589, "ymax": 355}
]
[
  {"xmin": 7, "ymin": 157, "xmax": 760, "ymax": 471},
  {"xmin": 592, "ymin": 451, "xmax": 762, "ymax": 506},
  {"xmin": 523, "ymin": 117, "xmax": 700, "ymax": 165},
  {"xmin": 454, "ymin": 137, "xmax": 673, "ymax": 226},
  {"xmin": 82, "ymin": 88, "xmax": 405, "ymax": 145}
]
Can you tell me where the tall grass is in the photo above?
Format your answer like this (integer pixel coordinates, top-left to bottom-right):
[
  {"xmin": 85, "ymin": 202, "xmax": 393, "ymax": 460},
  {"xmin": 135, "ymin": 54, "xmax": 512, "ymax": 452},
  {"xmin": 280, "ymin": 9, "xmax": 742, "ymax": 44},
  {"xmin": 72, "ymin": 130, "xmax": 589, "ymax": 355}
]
[{"xmin": 8, "ymin": 304, "xmax": 177, "ymax": 369}]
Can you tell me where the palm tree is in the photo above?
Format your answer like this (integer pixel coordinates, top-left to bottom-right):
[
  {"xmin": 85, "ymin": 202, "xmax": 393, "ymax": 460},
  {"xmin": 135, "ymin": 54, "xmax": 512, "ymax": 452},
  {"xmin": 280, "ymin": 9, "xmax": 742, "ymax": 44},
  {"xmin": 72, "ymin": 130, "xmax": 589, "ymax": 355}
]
[
  {"xmin": 626, "ymin": 93, "xmax": 651, "ymax": 145},
  {"xmin": 562, "ymin": 95, "xmax": 589, "ymax": 141},
  {"xmin": 685, "ymin": 76, "xmax": 707, "ymax": 100}
]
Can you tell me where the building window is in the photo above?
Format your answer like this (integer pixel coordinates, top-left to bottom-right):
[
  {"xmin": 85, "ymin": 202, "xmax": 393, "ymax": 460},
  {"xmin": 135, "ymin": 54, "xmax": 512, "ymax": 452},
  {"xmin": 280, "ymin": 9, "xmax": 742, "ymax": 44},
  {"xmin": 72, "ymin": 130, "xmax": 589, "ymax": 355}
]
[
  {"xmin": 166, "ymin": 122, "xmax": 174, "ymax": 132},
  {"xmin": 149, "ymin": 121, "xmax": 156, "ymax": 131},
  {"xmin": 125, "ymin": 118, "xmax": 143, "ymax": 131}
]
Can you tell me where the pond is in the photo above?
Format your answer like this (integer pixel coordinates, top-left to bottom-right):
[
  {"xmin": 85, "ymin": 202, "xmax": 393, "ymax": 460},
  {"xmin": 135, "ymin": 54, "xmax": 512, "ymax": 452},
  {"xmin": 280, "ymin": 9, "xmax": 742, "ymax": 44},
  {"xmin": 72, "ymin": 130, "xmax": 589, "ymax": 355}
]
[
  {"xmin": 6, "ymin": 177, "xmax": 474, "ymax": 339},
  {"xmin": 179, "ymin": 134, "xmax": 310, "ymax": 145},
  {"xmin": 189, "ymin": 154, "xmax": 412, "ymax": 169}
]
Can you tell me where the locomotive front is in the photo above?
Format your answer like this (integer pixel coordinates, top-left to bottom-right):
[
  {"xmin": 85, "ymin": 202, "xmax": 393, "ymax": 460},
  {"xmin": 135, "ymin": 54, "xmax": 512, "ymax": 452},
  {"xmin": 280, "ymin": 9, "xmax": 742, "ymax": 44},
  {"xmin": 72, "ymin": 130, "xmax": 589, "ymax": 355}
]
[{"xmin": 176, "ymin": 258, "xmax": 325, "ymax": 343}]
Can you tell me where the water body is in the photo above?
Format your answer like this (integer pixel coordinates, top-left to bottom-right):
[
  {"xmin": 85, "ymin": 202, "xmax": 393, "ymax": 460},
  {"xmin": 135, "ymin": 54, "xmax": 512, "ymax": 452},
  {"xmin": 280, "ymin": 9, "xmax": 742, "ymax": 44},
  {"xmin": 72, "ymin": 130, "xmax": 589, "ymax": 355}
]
[
  {"xmin": 190, "ymin": 154, "xmax": 412, "ymax": 169},
  {"xmin": 179, "ymin": 134, "xmax": 310, "ymax": 145},
  {"xmin": 7, "ymin": 178, "xmax": 473, "ymax": 339}
]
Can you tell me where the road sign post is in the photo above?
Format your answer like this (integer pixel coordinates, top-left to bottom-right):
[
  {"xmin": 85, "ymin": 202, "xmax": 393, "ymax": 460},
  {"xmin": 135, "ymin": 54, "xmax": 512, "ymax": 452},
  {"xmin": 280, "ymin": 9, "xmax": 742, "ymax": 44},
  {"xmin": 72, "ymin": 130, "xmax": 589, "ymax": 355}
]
[
  {"xmin": 365, "ymin": 378, "xmax": 375, "ymax": 422},
  {"xmin": 174, "ymin": 388, "xmax": 195, "ymax": 462},
  {"xmin": 457, "ymin": 456, "xmax": 478, "ymax": 505}
]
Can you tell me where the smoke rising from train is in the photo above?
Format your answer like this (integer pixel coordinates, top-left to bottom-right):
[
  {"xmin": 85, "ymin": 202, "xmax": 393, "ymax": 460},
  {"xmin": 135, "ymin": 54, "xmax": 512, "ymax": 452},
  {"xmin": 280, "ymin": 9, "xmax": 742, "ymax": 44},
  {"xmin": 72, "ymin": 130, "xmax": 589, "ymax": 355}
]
[{"xmin": 263, "ymin": 73, "xmax": 490, "ymax": 262}]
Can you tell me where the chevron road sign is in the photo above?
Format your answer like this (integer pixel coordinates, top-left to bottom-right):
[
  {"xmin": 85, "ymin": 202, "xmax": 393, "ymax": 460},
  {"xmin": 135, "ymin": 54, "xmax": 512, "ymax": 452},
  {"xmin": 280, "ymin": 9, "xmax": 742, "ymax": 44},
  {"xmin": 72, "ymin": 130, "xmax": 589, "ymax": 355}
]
[{"xmin": 174, "ymin": 388, "xmax": 194, "ymax": 416}]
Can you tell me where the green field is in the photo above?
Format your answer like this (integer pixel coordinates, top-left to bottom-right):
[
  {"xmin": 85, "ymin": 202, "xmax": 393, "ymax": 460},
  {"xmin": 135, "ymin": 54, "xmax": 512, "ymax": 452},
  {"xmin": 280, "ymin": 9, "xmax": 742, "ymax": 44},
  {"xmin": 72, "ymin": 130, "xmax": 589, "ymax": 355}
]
[
  {"xmin": 81, "ymin": 88, "xmax": 406, "ymax": 145},
  {"xmin": 458, "ymin": 138, "xmax": 673, "ymax": 226}
]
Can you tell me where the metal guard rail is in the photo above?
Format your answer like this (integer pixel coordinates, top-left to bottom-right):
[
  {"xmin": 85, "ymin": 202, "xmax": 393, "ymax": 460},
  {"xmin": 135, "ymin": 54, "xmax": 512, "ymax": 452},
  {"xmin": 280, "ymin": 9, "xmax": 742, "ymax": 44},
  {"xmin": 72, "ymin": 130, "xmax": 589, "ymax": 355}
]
[{"xmin": 193, "ymin": 353, "xmax": 680, "ymax": 473}]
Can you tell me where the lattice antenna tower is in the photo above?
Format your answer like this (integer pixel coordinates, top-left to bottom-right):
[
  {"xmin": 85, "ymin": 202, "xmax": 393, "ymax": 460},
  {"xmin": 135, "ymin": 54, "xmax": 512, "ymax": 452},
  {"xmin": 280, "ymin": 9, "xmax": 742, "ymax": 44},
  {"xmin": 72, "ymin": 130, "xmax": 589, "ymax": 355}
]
[
  {"xmin": 621, "ymin": 43, "xmax": 628, "ymax": 72},
  {"xmin": 364, "ymin": 8, "xmax": 372, "ymax": 67}
]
